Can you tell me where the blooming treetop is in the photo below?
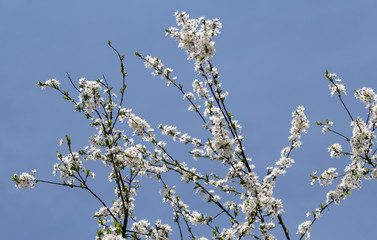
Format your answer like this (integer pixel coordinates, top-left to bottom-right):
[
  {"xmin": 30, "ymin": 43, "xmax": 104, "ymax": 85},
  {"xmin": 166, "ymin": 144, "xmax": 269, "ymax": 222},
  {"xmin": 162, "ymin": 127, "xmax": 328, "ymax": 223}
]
[{"xmin": 12, "ymin": 11, "xmax": 377, "ymax": 240}]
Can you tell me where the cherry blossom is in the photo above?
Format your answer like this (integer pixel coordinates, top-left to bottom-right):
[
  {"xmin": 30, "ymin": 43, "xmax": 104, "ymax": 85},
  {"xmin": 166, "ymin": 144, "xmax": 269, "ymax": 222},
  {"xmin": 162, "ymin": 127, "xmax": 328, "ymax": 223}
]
[{"xmin": 13, "ymin": 11, "xmax": 377, "ymax": 240}]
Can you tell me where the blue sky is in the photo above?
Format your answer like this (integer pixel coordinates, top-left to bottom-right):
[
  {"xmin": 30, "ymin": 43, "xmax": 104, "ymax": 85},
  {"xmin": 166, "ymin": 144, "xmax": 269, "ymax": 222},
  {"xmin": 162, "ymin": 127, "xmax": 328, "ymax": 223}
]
[{"xmin": 2, "ymin": 0, "xmax": 377, "ymax": 239}]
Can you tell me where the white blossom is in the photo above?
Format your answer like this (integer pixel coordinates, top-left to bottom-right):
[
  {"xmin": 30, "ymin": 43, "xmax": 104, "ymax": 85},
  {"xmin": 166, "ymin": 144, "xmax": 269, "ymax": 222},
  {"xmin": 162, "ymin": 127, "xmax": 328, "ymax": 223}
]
[
  {"xmin": 166, "ymin": 11, "xmax": 222, "ymax": 70},
  {"xmin": 355, "ymin": 87, "xmax": 376, "ymax": 108},
  {"xmin": 328, "ymin": 143, "xmax": 342, "ymax": 158},
  {"xmin": 321, "ymin": 120, "xmax": 333, "ymax": 133},
  {"xmin": 297, "ymin": 220, "xmax": 312, "ymax": 239},
  {"xmin": 13, "ymin": 172, "xmax": 36, "ymax": 189},
  {"xmin": 289, "ymin": 106, "xmax": 309, "ymax": 148},
  {"xmin": 77, "ymin": 78, "xmax": 104, "ymax": 113},
  {"xmin": 327, "ymin": 72, "xmax": 347, "ymax": 96},
  {"xmin": 318, "ymin": 168, "xmax": 338, "ymax": 186},
  {"xmin": 41, "ymin": 78, "xmax": 60, "ymax": 90}
]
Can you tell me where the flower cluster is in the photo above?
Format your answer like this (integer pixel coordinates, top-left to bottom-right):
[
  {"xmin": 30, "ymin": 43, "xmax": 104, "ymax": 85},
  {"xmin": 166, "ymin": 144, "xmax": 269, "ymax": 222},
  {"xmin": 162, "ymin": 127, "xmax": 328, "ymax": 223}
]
[
  {"xmin": 355, "ymin": 87, "xmax": 377, "ymax": 128},
  {"xmin": 166, "ymin": 11, "xmax": 221, "ymax": 61},
  {"xmin": 12, "ymin": 170, "xmax": 37, "ymax": 189},
  {"xmin": 38, "ymin": 78, "xmax": 60, "ymax": 90},
  {"xmin": 289, "ymin": 106, "xmax": 310, "ymax": 148},
  {"xmin": 350, "ymin": 117, "xmax": 374, "ymax": 159},
  {"xmin": 355, "ymin": 87, "xmax": 376, "ymax": 108},
  {"xmin": 326, "ymin": 72, "xmax": 347, "ymax": 96},
  {"xmin": 166, "ymin": 11, "xmax": 222, "ymax": 70},
  {"xmin": 297, "ymin": 220, "xmax": 312, "ymax": 239},
  {"xmin": 77, "ymin": 78, "xmax": 104, "ymax": 113},
  {"xmin": 310, "ymin": 168, "xmax": 338, "ymax": 186},
  {"xmin": 328, "ymin": 143, "xmax": 343, "ymax": 158},
  {"xmin": 131, "ymin": 219, "xmax": 172, "ymax": 240},
  {"xmin": 320, "ymin": 119, "xmax": 334, "ymax": 133}
]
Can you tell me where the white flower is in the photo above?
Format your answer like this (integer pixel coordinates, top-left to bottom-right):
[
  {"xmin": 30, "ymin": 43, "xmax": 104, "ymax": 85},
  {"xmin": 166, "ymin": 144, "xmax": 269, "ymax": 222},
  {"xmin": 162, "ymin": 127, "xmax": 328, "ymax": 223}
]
[
  {"xmin": 100, "ymin": 233, "xmax": 125, "ymax": 240},
  {"xmin": 192, "ymin": 79, "xmax": 209, "ymax": 98},
  {"xmin": 131, "ymin": 219, "xmax": 150, "ymax": 234},
  {"xmin": 42, "ymin": 78, "xmax": 60, "ymax": 90},
  {"xmin": 276, "ymin": 157, "xmax": 295, "ymax": 169},
  {"xmin": 188, "ymin": 210, "xmax": 205, "ymax": 225},
  {"xmin": 328, "ymin": 143, "xmax": 342, "ymax": 158},
  {"xmin": 13, "ymin": 172, "xmax": 36, "ymax": 189},
  {"xmin": 321, "ymin": 120, "xmax": 333, "ymax": 133},
  {"xmin": 327, "ymin": 74, "xmax": 347, "ymax": 96},
  {"xmin": 289, "ymin": 106, "xmax": 309, "ymax": 148},
  {"xmin": 144, "ymin": 55, "xmax": 165, "ymax": 77},
  {"xmin": 149, "ymin": 220, "xmax": 172, "ymax": 239},
  {"xmin": 77, "ymin": 79, "xmax": 103, "ymax": 113},
  {"xmin": 167, "ymin": 11, "xmax": 222, "ymax": 66},
  {"xmin": 183, "ymin": 92, "xmax": 196, "ymax": 101},
  {"xmin": 355, "ymin": 87, "xmax": 376, "ymax": 108},
  {"xmin": 297, "ymin": 220, "xmax": 312, "ymax": 239},
  {"xmin": 350, "ymin": 117, "xmax": 374, "ymax": 158},
  {"xmin": 219, "ymin": 227, "xmax": 236, "ymax": 239},
  {"xmin": 318, "ymin": 168, "xmax": 338, "ymax": 186},
  {"xmin": 127, "ymin": 113, "xmax": 153, "ymax": 139}
]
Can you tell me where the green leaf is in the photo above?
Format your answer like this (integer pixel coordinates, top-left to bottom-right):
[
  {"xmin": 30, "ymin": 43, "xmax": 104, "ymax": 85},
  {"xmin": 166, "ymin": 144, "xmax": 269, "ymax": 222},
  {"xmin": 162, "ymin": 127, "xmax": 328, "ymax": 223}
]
[{"xmin": 11, "ymin": 175, "xmax": 20, "ymax": 184}]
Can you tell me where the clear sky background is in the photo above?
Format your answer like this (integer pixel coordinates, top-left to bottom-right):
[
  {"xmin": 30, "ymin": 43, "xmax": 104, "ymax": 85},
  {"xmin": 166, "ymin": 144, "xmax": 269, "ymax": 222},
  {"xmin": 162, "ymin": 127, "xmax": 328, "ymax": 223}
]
[{"xmin": 2, "ymin": 1, "xmax": 377, "ymax": 239}]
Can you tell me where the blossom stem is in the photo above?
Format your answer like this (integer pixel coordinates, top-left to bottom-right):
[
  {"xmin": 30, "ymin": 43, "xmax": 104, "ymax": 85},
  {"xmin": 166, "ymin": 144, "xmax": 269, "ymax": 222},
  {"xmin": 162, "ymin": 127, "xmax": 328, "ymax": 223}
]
[
  {"xmin": 66, "ymin": 72, "xmax": 81, "ymax": 93},
  {"xmin": 337, "ymin": 93, "xmax": 354, "ymax": 122},
  {"xmin": 327, "ymin": 129, "xmax": 350, "ymax": 141},
  {"xmin": 277, "ymin": 214, "xmax": 290, "ymax": 240},
  {"xmin": 175, "ymin": 212, "xmax": 184, "ymax": 240}
]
